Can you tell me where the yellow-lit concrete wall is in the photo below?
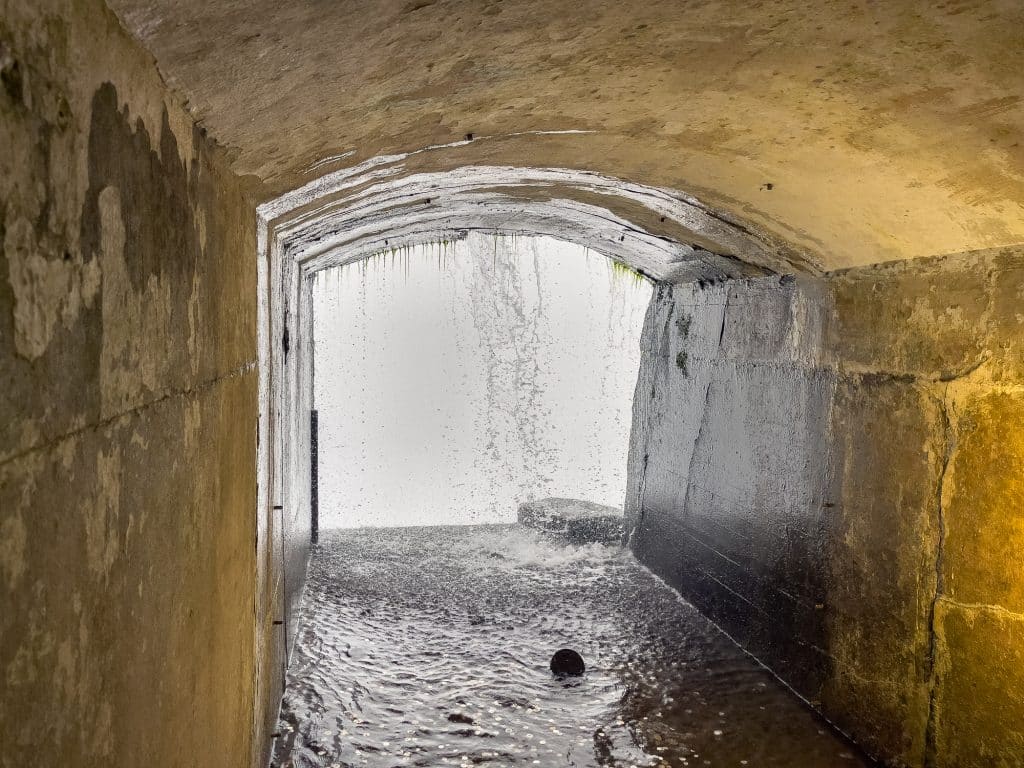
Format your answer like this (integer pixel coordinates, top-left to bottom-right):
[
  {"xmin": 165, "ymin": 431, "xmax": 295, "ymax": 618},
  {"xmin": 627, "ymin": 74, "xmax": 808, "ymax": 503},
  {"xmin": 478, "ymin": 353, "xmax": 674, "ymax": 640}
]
[
  {"xmin": 826, "ymin": 247, "xmax": 1024, "ymax": 766},
  {"xmin": 0, "ymin": 1, "xmax": 260, "ymax": 765}
]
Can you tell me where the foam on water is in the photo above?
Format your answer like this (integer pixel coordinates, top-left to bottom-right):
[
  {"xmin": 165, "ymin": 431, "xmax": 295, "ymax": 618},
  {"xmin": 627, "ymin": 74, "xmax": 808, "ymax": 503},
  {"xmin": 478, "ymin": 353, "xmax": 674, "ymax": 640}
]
[{"xmin": 272, "ymin": 525, "xmax": 870, "ymax": 768}]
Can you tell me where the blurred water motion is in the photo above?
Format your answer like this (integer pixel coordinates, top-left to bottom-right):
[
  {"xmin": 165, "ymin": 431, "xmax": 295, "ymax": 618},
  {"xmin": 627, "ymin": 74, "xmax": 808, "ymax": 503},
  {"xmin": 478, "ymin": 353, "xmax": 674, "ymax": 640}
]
[
  {"xmin": 272, "ymin": 525, "xmax": 870, "ymax": 767},
  {"xmin": 312, "ymin": 234, "xmax": 652, "ymax": 528}
]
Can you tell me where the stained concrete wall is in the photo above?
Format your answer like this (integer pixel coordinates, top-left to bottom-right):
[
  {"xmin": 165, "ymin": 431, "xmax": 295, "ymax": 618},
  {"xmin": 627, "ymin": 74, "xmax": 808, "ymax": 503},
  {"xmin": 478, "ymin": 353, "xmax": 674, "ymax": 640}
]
[
  {"xmin": 0, "ymin": 1, "xmax": 266, "ymax": 765},
  {"xmin": 826, "ymin": 247, "xmax": 1024, "ymax": 767},
  {"xmin": 627, "ymin": 247, "xmax": 1024, "ymax": 767}
]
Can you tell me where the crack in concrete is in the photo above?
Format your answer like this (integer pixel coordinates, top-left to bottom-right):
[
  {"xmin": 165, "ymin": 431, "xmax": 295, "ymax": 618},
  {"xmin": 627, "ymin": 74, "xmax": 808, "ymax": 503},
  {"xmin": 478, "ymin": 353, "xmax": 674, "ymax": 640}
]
[
  {"xmin": 0, "ymin": 360, "xmax": 258, "ymax": 470},
  {"xmin": 933, "ymin": 597, "xmax": 1024, "ymax": 620},
  {"xmin": 937, "ymin": 353, "xmax": 990, "ymax": 382},
  {"xmin": 835, "ymin": 354, "xmax": 993, "ymax": 387},
  {"xmin": 676, "ymin": 301, "xmax": 725, "ymax": 520},
  {"xmin": 829, "ymin": 658, "xmax": 905, "ymax": 691},
  {"xmin": 629, "ymin": 286, "xmax": 670, "ymax": 542},
  {"xmin": 632, "ymin": 448, "xmax": 650, "ymax": 540},
  {"xmin": 718, "ymin": 293, "xmax": 729, "ymax": 348},
  {"xmin": 924, "ymin": 386, "xmax": 955, "ymax": 768},
  {"xmin": 674, "ymin": 291, "xmax": 729, "ymax": 523}
]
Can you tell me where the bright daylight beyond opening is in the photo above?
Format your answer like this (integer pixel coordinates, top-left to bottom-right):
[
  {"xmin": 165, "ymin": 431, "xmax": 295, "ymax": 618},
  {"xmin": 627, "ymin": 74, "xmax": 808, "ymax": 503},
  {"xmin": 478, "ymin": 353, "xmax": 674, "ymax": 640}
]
[{"xmin": 312, "ymin": 233, "xmax": 651, "ymax": 529}]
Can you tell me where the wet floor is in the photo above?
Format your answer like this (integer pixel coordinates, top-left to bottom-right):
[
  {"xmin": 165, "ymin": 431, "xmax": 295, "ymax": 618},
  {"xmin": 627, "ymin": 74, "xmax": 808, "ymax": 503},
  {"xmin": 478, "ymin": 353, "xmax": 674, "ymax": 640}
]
[{"xmin": 272, "ymin": 525, "xmax": 871, "ymax": 768}]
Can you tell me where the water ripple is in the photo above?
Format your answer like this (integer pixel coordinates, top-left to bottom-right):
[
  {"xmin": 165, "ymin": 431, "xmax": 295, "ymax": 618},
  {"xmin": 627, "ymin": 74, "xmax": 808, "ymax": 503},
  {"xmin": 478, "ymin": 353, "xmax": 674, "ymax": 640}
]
[{"xmin": 272, "ymin": 525, "xmax": 870, "ymax": 768}]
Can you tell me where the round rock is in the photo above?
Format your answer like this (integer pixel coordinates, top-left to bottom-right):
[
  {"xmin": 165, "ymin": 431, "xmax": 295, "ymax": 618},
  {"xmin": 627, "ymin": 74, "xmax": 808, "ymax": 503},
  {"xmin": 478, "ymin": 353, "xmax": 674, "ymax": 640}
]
[{"xmin": 550, "ymin": 648, "xmax": 586, "ymax": 677}]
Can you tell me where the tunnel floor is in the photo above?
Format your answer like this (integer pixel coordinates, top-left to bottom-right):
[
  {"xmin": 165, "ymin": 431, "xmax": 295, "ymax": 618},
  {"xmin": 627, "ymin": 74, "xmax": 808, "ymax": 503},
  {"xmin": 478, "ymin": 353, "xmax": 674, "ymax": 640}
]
[{"xmin": 271, "ymin": 525, "xmax": 870, "ymax": 768}]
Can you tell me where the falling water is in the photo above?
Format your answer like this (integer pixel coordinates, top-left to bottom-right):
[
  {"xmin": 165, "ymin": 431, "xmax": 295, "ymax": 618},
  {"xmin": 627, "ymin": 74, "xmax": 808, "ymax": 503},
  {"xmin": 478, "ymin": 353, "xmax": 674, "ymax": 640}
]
[{"xmin": 311, "ymin": 234, "xmax": 652, "ymax": 528}]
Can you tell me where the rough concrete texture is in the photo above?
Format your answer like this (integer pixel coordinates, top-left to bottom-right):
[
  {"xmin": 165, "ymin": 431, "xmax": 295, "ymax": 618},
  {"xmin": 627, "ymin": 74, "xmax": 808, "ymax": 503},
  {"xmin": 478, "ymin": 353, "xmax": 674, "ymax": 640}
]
[
  {"xmin": 627, "ymin": 247, "xmax": 1024, "ymax": 767},
  {"xmin": 0, "ymin": 1, "xmax": 268, "ymax": 765},
  {"xmin": 821, "ymin": 376, "xmax": 941, "ymax": 765},
  {"xmin": 2, "ymin": 1, "xmax": 1022, "ymax": 767},
  {"xmin": 626, "ymin": 276, "xmax": 837, "ymax": 698},
  {"xmin": 104, "ymin": 0, "xmax": 1024, "ymax": 271},
  {"xmin": 827, "ymin": 248, "xmax": 1024, "ymax": 767}
]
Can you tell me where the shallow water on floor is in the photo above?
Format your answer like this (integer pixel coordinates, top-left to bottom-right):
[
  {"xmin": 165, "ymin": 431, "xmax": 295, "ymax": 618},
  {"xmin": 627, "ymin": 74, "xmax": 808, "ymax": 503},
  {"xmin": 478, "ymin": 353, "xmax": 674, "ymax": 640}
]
[{"xmin": 272, "ymin": 525, "xmax": 871, "ymax": 768}]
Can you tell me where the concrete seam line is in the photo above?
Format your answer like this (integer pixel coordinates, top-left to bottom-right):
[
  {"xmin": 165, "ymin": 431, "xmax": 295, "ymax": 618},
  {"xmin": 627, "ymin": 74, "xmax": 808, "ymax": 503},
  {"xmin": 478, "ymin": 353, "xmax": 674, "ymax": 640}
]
[
  {"xmin": 924, "ymin": 386, "xmax": 954, "ymax": 768},
  {"xmin": 934, "ymin": 596, "xmax": 1024, "ymax": 621},
  {"xmin": 0, "ymin": 360, "xmax": 258, "ymax": 470}
]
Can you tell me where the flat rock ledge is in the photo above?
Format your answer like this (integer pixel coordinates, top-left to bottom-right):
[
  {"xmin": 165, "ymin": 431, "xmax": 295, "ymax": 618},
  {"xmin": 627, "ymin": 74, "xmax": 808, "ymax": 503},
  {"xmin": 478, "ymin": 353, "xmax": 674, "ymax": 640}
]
[{"xmin": 517, "ymin": 498, "xmax": 624, "ymax": 545}]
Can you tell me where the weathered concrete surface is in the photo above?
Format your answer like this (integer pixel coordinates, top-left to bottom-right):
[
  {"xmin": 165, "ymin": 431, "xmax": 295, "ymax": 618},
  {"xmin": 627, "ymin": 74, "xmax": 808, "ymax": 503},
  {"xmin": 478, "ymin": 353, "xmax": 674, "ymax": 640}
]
[
  {"xmin": 2, "ymin": 2, "xmax": 1022, "ymax": 767},
  {"xmin": 626, "ymin": 277, "xmax": 838, "ymax": 700},
  {"xmin": 941, "ymin": 389, "xmax": 1024, "ymax": 614},
  {"xmin": 104, "ymin": 0, "xmax": 1024, "ymax": 271},
  {"xmin": 517, "ymin": 497, "xmax": 623, "ymax": 545},
  {"xmin": 821, "ymin": 376, "xmax": 941, "ymax": 765},
  {"xmin": 931, "ymin": 600, "xmax": 1024, "ymax": 766},
  {"xmin": 0, "ymin": 1, "xmax": 271, "ymax": 765},
  {"xmin": 0, "ymin": 374, "xmax": 255, "ymax": 765},
  {"xmin": 627, "ymin": 247, "xmax": 1024, "ymax": 768},
  {"xmin": 823, "ymin": 248, "xmax": 1024, "ymax": 766}
]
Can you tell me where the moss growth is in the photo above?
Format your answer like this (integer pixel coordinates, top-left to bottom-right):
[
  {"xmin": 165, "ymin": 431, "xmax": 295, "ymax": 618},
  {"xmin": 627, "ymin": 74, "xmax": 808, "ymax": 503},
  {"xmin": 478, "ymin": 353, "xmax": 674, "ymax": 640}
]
[
  {"xmin": 676, "ymin": 350, "xmax": 688, "ymax": 375},
  {"xmin": 333, "ymin": 236, "xmax": 462, "ymax": 274},
  {"xmin": 608, "ymin": 258, "xmax": 649, "ymax": 286},
  {"xmin": 676, "ymin": 313, "xmax": 692, "ymax": 338},
  {"xmin": 329, "ymin": 236, "xmax": 657, "ymax": 288}
]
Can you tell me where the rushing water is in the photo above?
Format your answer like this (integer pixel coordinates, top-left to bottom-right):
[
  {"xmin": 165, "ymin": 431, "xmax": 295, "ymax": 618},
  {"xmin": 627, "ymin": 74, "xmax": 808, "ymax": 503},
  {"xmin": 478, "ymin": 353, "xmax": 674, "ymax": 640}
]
[
  {"xmin": 312, "ymin": 235, "xmax": 652, "ymax": 529},
  {"xmin": 272, "ymin": 525, "xmax": 871, "ymax": 768}
]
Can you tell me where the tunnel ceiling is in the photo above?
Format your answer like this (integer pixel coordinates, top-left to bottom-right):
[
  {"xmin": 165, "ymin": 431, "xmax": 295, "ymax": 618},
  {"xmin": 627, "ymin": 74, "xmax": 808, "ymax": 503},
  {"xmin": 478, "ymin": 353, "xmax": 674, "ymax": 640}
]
[{"xmin": 107, "ymin": 0, "xmax": 1024, "ymax": 271}]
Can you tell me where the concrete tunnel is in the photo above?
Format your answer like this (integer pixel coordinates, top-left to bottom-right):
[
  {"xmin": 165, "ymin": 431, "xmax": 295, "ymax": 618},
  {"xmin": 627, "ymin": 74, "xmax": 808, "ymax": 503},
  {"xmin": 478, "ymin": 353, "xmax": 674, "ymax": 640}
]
[{"xmin": 1, "ymin": 0, "xmax": 1023, "ymax": 766}]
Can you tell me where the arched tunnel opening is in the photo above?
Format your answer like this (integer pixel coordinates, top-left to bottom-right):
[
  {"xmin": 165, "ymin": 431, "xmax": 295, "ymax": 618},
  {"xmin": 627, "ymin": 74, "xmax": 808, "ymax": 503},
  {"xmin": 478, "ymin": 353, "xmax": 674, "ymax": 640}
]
[
  {"xmin": 267, "ymin": 231, "xmax": 872, "ymax": 767},
  {"xmin": 3, "ymin": 2, "xmax": 1023, "ymax": 767}
]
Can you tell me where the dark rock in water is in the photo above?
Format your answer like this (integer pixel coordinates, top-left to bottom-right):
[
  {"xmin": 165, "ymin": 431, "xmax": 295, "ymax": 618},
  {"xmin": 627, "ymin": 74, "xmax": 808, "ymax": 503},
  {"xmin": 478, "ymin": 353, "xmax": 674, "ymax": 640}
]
[
  {"xmin": 517, "ymin": 498, "xmax": 624, "ymax": 545},
  {"xmin": 447, "ymin": 712, "xmax": 475, "ymax": 724},
  {"xmin": 550, "ymin": 648, "xmax": 586, "ymax": 676}
]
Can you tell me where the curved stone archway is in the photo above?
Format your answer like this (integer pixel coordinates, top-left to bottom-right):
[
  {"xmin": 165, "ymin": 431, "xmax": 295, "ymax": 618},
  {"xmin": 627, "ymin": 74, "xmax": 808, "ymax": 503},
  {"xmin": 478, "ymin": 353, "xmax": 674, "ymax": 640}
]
[
  {"xmin": 108, "ymin": 0, "xmax": 1024, "ymax": 270},
  {"xmin": 253, "ymin": 157, "xmax": 777, "ymax": 732}
]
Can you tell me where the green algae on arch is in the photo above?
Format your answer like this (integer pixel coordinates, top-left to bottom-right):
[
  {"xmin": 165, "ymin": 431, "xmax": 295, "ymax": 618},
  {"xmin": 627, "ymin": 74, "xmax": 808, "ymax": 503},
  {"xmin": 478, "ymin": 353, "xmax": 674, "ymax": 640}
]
[{"xmin": 608, "ymin": 257, "xmax": 649, "ymax": 286}]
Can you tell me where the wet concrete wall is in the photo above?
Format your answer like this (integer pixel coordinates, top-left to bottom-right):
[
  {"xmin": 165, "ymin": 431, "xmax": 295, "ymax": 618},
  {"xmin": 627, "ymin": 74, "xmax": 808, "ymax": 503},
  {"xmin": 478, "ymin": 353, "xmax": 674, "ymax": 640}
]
[
  {"xmin": 0, "ymin": 1, "xmax": 262, "ymax": 765},
  {"xmin": 625, "ymin": 276, "xmax": 836, "ymax": 702},
  {"xmin": 626, "ymin": 249, "xmax": 1024, "ymax": 768}
]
